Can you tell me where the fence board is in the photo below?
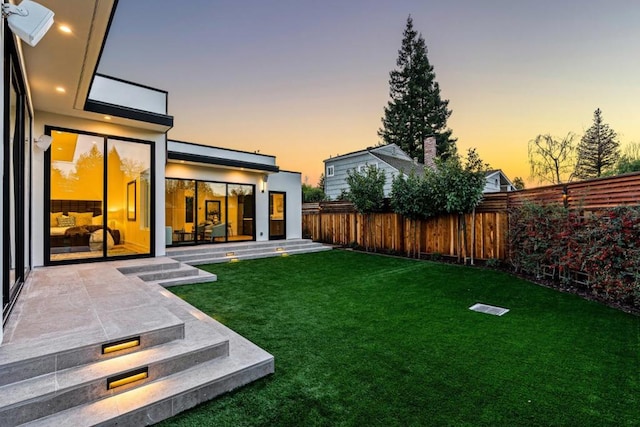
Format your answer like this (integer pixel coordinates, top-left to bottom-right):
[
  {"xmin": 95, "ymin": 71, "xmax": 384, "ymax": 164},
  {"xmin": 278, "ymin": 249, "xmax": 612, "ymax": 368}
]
[{"xmin": 302, "ymin": 172, "xmax": 640, "ymax": 260}]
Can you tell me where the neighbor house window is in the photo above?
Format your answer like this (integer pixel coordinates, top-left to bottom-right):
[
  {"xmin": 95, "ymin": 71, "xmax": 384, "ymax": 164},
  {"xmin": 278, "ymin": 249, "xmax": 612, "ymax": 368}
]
[
  {"xmin": 326, "ymin": 165, "xmax": 334, "ymax": 177},
  {"xmin": 358, "ymin": 163, "xmax": 377, "ymax": 173}
]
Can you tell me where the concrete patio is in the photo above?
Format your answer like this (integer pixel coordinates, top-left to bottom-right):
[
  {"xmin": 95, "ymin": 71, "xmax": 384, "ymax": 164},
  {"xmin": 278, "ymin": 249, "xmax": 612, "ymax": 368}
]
[{"xmin": 0, "ymin": 257, "xmax": 274, "ymax": 426}]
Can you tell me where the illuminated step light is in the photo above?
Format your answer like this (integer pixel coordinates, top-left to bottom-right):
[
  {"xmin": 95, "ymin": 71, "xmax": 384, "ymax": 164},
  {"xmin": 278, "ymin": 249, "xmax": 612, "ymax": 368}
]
[
  {"xmin": 107, "ymin": 367, "xmax": 148, "ymax": 390},
  {"xmin": 225, "ymin": 252, "xmax": 235, "ymax": 257},
  {"xmin": 275, "ymin": 247, "xmax": 284, "ymax": 252},
  {"xmin": 102, "ymin": 336, "xmax": 140, "ymax": 354}
]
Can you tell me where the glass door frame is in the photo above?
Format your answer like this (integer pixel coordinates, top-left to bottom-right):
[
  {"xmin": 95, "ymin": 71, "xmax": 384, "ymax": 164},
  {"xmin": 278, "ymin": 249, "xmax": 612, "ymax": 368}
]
[
  {"xmin": 44, "ymin": 126, "xmax": 155, "ymax": 265},
  {"xmin": 3, "ymin": 28, "xmax": 30, "ymax": 323},
  {"xmin": 268, "ymin": 191, "xmax": 286, "ymax": 240},
  {"xmin": 165, "ymin": 178, "xmax": 256, "ymax": 246}
]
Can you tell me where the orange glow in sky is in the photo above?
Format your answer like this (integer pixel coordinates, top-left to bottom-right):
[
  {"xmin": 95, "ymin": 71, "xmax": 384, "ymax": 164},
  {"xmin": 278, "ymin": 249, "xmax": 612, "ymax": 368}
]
[{"xmin": 100, "ymin": 1, "xmax": 640, "ymax": 190}]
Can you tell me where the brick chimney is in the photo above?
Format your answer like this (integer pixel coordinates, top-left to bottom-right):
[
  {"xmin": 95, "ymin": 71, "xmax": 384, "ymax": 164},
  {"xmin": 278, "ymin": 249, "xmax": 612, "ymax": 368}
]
[{"xmin": 423, "ymin": 136, "xmax": 436, "ymax": 170}]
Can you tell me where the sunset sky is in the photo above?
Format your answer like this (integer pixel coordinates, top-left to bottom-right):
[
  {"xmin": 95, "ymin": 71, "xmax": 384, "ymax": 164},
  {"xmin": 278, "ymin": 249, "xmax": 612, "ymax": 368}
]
[{"xmin": 98, "ymin": 1, "xmax": 640, "ymax": 188}]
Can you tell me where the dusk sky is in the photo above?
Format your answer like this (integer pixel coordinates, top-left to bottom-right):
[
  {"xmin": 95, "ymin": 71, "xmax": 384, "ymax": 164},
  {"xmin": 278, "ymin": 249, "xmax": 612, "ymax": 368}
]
[{"xmin": 98, "ymin": 1, "xmax": 640, "ymax": 188}]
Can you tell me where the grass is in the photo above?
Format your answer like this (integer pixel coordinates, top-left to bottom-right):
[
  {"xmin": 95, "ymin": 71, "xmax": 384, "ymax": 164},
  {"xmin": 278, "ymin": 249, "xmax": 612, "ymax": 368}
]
[{"xmin": 160, "ymin": 250, "xmax": 639, "ymax": 426}]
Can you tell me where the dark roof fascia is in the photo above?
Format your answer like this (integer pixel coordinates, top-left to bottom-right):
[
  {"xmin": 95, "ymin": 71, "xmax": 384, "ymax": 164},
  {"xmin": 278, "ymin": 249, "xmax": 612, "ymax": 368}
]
[
  {"xmin": 168, "ymin": 139, "xmax": 276, "ymax": 158},
  {"xmin": 84, "ymin": 99, "xmax": 174, "ymax": 127},
  {"xmin": 168, "ymin": 151, "xmax": 279, "ymax": 173}
]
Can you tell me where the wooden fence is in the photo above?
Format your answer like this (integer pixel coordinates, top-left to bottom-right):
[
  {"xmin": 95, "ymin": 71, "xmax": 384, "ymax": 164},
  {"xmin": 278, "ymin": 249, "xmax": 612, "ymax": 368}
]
[{"xmin": 302, "ymin": 172, "xmax": 640, "ymax": 261}]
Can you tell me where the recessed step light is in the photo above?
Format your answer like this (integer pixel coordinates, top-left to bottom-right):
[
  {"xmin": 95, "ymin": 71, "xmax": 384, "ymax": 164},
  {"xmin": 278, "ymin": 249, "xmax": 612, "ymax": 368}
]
[
  {"xmin": 107, "ymin": 367, "xmax": 148, "ymax": 390},
  {"xmin": 102, "ymin": 336, "xmax": 140, "ymax": 354},
  {"xmin": 469, "ymin": 303, "xmax": 509, "ymax": 316},
  {"xmin": 275, "ymin": 247, "xmax": 284, "ymax": 252},
  {"xmin": 226, "ymin": 252, "xmax": 235, "ymax": 257}
]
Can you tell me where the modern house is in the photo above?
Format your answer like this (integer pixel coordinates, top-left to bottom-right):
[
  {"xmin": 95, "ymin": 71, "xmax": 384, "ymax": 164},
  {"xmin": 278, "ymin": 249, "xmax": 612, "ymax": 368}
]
[
  {"xmin": 323, "ymin": 142, "xmax": 430, "ymax": 199},
  {"xmin": 0, "ymin": 1, "xmax": 320, "ymax": 424},
  {"xmin": 484, "ymin": 169, "xmax": 516, "ymax": 193}
]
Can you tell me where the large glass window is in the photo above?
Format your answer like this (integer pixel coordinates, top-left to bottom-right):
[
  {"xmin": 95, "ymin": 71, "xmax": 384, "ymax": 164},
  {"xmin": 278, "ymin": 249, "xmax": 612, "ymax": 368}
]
[
  {"xmin": 107, "ymin": 139, "xmax": 151, "ymax": 257},
  {"xmin": 3, "ymin": 34, "xmax": 29, "ymax": 320},
  {"xmin": 166, "ymin": 179, "xmax": 255, "ymax": 245},
  {"xmin": 47, "ymin": 130, "xmax": 153, "ymax": 262}
]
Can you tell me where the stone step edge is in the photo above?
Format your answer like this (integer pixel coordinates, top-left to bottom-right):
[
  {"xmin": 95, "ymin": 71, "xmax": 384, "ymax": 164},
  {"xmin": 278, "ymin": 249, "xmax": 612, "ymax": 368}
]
[
  {"xmin": 183, "ymin": 246, "xmax": 332, "ymax": 266},
  {"xmin": 23, "ymin": 344, "xmax": 274, "ymax": 426},
  {"xmin": 136, "ymin": 265, "xmax": 201, "ymax": 282},
  {"xmin": 0, "ymin": 322, "xmax": 185, "ymax": 388},
  {"xmin": 0, "ymin": 338, "xmax": 229, "ymax": 425},
  {"xmin": 166, "ymin": 239, "xmax": 317, "ymax": 256},
  {"xmin": 157, "ymin": 272, "xmax": 217, "ymax": 288},
  {"xmin": 169, "ymin": 243, "xmax": 327, "ymax": 261},
  {"xmin": 116, "ymin": 260, "xmax": 181, "ymax": 275}
]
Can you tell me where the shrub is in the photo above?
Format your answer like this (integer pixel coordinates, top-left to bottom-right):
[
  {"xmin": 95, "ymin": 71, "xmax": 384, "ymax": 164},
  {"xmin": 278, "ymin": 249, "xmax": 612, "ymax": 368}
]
[{"xmin": 509, "ymin": 203, "xmax": 640, "ymax": 308}]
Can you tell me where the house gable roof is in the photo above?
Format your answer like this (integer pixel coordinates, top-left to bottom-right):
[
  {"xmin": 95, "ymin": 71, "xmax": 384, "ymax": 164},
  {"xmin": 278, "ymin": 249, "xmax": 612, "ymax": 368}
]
[
  {"xmin": 371, "ymin": 152, "xmax": 426, "ymax": 177},
  {"xmin": 324, "ymin": 143, "xmax": 408, "ymax": 163}
]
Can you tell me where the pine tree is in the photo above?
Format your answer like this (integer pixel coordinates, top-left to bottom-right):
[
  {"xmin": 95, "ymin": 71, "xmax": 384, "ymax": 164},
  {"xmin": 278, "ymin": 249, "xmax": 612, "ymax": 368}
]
[
  {"xmin": 379, "ymin": 15, "xmax": 455, "ymax": 160},
  {"xmin": 574, "ymin": 108, "xmax": 620, "ymax": 179}
]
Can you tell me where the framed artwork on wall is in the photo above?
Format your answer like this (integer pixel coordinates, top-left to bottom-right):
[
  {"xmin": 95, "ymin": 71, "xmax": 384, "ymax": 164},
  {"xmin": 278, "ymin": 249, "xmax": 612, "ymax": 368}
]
[{"xmin": 127, "ymin": 180, "xmax": 136, "ymax": 221}]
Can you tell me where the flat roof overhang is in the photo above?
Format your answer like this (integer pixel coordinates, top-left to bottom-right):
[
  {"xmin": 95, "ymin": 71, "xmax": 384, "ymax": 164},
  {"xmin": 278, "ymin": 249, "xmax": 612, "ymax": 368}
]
[{"xmin": 167, "ymin": 151, "xmax": 280, "ymax": 173}]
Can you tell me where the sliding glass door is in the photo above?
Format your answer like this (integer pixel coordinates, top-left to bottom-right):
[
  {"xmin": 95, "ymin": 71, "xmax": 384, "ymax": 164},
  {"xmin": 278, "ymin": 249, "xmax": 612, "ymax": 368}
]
[
  {"xmin": 3, "ymin": 31, "xmax": 30, "ymax": 321},
  {"xmin": 165, "ymin": 179, "xmax": 254, "ymax": 245},
  {"xmin": 46, "ymin": 129, "xmax": 153, "ymax": 263}
]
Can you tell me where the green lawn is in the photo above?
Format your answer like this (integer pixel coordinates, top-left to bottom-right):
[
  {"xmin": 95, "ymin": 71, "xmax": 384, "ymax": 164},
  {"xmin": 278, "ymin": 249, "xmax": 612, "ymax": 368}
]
[{"xmin": 161, "ymin": 250, "xmax": 639, "ymax": 427}]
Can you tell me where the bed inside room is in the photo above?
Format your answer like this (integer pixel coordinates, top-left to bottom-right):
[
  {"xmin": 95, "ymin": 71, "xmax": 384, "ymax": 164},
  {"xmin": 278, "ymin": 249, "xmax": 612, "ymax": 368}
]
[{"xmin": 49, "ymin": 199, "xmax": 122, "ymax": 260}]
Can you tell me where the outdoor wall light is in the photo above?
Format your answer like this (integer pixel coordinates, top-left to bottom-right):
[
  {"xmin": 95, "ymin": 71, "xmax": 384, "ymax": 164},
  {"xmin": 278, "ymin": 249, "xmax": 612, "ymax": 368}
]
[
  {"xmin": 2, "ymin": 0, "xmax": 55, "ymax": 47},
  {"xmin": 261, "ymin": 174, "xmax": 269, "ymax": 193},
  {"xmin": 562, "ymin": 185, "xmax": 569, "ymax": 209},
  {"xmin": 34, "ymin": 134, "xmax": 52, "ymax": 151}
]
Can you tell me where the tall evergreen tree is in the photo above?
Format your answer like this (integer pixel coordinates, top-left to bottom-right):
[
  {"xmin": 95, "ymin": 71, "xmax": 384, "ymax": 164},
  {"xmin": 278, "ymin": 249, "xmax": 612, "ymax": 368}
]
[
  {"xmin": 379, "ymin": 15, "xmax": 455, "ymax": 160},
  {"xmin": 574, "ymin": 108, "xmax": 620, "ymax": 179}
]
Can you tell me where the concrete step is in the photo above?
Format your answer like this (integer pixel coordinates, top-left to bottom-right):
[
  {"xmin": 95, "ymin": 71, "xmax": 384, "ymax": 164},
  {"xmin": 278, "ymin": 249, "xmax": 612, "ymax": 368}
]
[
  {"xmin": 184, "ymin": 244, "xmax": 331, "ymax": 266},
  {"xmin": 168, "ymin": 240, "xmax": 330, "ymax": 261},
  {"xmin": 22, "ymin": 327, "xmax": 274, "ymax": 427},
  {"xmin": 116, "ymin": 259, "xmax": 217, "ymax": 288},
  {"xmin": 116, "ymin": 260, "xmax": 181, "ymax": 275},
  {"xmin": 0, "ymin": 320, "xmax": 230, "ymax": 426},
  {"xmin": 0, "ymin": 313, "xmax": 185, "ymax": 388},
  {"xmin": 155, "ymin": 270, "xmax": 217, "ymax": 288},
  {"xmin": 136, "ymin": 265, "xmax": 200, "ymax": 282},
  {"xmin": 165, "ymin": 239, "xmax": 320, "ymax": 258},
  {"xmin": 170, "ymin": 240, "xmax": 319, "ymax": 261}
]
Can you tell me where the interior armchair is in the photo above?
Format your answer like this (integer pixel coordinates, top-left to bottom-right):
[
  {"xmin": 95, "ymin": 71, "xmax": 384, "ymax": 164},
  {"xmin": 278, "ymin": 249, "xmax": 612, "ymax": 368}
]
[{"xmin": 198, "ymin": 221, "xmax": 227, "ymax": 241}]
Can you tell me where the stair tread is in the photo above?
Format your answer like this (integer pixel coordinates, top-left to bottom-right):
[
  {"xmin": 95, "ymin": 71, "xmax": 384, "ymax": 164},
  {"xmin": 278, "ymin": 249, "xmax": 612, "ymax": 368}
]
[
  {"xmin": 23, "ymin": 327, "xmax": 274, "ymax": 427},
  {"xmin": 184, "ymin": 246, "xmax": 331, "ymax": 265},
  {"xmin": 0, "ymin": 320, "xmax": 228, "ymax": 410}
]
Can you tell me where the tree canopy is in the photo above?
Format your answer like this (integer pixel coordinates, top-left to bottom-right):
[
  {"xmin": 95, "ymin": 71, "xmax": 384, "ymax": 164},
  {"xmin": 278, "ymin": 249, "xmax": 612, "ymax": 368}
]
[
  {"xmin": 574, "ymin": 108, "xmax": 620, "ymax": 179},
  {"xmin": 345, "ymin": 166, "xmax": 386, "ymax": 214},
  {"xmin": 528, "ymin": 133, "xmax": 576, "ymax": 184},
  {"xmin": 378, "ymin": 15, "xmax": 455, "ymax": 161}
]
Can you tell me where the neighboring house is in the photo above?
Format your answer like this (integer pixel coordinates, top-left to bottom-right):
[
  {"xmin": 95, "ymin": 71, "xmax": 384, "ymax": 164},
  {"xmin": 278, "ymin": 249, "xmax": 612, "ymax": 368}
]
[
  {"xmin": 1, "ymin": 3, "xmax": 301, "ymax": 347},
  {"xmin": 484, "ymin": 169, "xmax": 516, "ymax": 193},
  {"xmin": 323, "ymin": 142, "xmax": 433, "ymax": 199}
]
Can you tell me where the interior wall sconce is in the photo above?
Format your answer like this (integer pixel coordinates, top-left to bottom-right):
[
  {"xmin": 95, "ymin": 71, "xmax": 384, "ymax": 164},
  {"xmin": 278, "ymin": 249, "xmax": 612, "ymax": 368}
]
[
  {"xmin": 2, "ymin": 0, "xmax": 55, "ymax": 47},
  {"xmin": 261, "ymin": 174, "xmax": 269, "ymax": 193},
  {"xmin": 562, "ymin": 185, "xmax": 569, "ymax": 209},
  {"xmin": 34, "ymin": 134, "xmax": 52, "ymax": 151}
]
